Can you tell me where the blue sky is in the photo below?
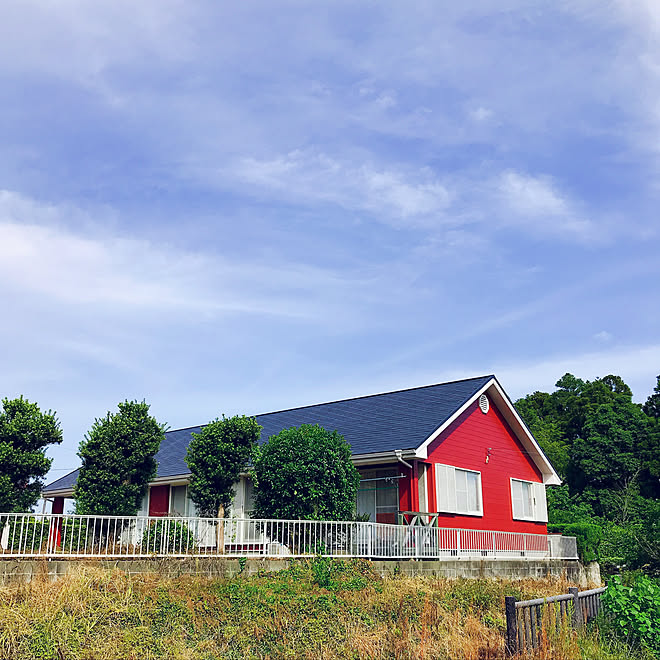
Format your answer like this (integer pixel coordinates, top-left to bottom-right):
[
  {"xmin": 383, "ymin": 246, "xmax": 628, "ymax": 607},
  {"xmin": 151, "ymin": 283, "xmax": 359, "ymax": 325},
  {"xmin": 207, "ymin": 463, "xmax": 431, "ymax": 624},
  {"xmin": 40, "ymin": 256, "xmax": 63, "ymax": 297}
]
[{"xmin": 1, "ymin": 1, "xmax": 659, "ymax": 481}]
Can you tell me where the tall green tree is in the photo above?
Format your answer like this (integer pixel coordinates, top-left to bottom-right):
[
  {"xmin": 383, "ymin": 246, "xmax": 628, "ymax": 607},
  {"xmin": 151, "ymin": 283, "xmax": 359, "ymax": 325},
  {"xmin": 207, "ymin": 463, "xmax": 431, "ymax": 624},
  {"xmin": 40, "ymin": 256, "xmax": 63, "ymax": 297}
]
[
  {"xmin": 184, "ymin": 415, "xmax": 261, "ymax": 519},
  {"xmin": 515, "ymin": 397, "xmax": 569, "ymax": 477},
  {"xmin": 642, "ymin": 375, "xmax": 660, "ymax": 419},
  {"xmin": 74, "ymin": 401, "xmax": 165, "ymax": 516},
  {"xmin": 0, "ymin": 396, "xmax": 62, "ymax": 513},
  {"xmin": 516, "ymin": 372, "xmax": 660, "ymax": 571},
  {"xmin": 569, "ymin": 400, "xmax": 647, "ymax": 494},
  {"xmin": 253, "ymin": 424, "xmax": 360, "ymax": 521},
  {"xmin": 641, "ymin": 376, "xmax": 660, "ymax": 498}
]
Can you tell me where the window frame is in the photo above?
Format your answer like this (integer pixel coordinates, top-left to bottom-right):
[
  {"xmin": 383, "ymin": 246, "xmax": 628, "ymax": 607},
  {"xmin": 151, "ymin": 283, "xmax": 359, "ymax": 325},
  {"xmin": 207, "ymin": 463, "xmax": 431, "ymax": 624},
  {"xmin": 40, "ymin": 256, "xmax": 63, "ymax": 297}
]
[
  {"xmin": 510, "ymin": 477, "xmax": 547, "ymax": 522},
  {"xmin": 356, "ymin": 469, "xmax": 401, "ymax": 522},
  {"xmin": 435, "ymin": 463, "xmax": 483, "ymax": 517}
]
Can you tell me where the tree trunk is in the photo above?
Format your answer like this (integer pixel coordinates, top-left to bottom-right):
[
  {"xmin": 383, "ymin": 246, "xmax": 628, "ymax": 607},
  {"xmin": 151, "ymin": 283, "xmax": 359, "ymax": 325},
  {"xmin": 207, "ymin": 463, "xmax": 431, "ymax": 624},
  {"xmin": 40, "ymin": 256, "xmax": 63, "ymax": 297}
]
[{"xmin": 217, "ymin": 503, "xmax": 225, "ymax": 554}]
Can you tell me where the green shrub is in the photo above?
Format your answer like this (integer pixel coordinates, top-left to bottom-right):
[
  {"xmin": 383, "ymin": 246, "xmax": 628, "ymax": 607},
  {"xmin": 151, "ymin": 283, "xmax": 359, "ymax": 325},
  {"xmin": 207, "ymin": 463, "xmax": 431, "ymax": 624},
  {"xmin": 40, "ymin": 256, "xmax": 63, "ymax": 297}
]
[
  {"xmin": 601, "ymin": 574, "xmax": 660, "ymax": 655},
  {"xmin": 308, "ymin": 557, "xmax": 375, "ymax": 591},
  {"xmin": 311, "ymin": 555, "xmax": 333, "ymax": 588},
  {"xmin": 253, "ymin": 424, "xmax": 360, "ymax": 521},
  {"xmin": 548, "ymin": 521, "xmax": 602, "ymax": 562},
  {"xmin": 141, "ymin": 519, "xmax": 196, "ymax": 554},
  {"xmin": 598, "ymin": 522, "xmax": 639, "ymax": 572}
]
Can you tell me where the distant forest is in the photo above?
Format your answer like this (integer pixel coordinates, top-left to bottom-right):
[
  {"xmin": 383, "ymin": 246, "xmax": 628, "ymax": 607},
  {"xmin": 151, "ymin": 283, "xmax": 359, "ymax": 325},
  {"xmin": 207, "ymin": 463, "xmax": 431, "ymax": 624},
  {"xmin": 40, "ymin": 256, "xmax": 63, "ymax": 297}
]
[{"xmin": 515, "ymin": 373, "xmax": 660, "ymax": 573}]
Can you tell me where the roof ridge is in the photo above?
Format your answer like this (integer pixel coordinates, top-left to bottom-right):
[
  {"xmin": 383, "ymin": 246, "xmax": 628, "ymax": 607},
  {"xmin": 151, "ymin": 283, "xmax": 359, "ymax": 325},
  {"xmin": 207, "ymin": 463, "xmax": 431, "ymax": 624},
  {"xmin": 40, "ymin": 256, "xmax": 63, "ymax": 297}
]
[
  {"xmin": 252, "ymin": 374, "xmax": 495, "ymax": 420},
  {"xmin": 150, "ymin": 376, "xmax": 493, "ymax": 436}
]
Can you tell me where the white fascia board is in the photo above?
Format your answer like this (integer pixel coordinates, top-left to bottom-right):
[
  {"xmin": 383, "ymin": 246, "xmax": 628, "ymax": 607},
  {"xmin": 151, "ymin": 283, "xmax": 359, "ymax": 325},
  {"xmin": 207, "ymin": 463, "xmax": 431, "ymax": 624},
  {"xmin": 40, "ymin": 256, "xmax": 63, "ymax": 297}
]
[
  {"xmin": 414, "ymin": 378, "xmax": 495, "ymax": 460},
  {"xmin": 487, "ymin": 379, "xmax": 561, "ymax": 485},
  {"xmin": 149, "ymin": 473, "xmax": 191, "ymax": 486},
  {"xmin": 154, "ymin": 471, "xmax": 254, "ymax": 484},
  {"xmin": 40, "ymin": 488, "xmax": 74, "ymax": 498},
  {"xmin": 42, "ymin": 473, "xmax": 194, "ymax": 498},
  {"xmin": 351, "ymin": 450, "xmax": 416, "ymax": 466},
  {"xmin": 414, "ymin": 377, "xmax": 562, "ymax": 486}
]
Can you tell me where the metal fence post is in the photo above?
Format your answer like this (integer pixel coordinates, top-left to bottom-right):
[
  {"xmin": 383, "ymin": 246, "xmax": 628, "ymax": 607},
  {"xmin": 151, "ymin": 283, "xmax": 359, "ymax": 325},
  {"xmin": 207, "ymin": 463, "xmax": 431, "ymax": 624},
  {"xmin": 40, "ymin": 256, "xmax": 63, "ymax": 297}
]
[
  {"xmin": 505, "ymin": 596, "xmax": 518, "ymax": 655},
  {"xmin": 569, "ymin": 587, "xmax": 582, "ymax": 628}
]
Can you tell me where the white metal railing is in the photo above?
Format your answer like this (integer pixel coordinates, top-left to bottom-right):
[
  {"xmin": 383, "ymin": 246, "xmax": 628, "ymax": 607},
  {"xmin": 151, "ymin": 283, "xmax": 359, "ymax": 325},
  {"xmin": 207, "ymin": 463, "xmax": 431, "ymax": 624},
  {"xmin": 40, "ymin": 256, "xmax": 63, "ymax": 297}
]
[{"xmin": 0, "ymin": 513, "xmax": 578, "ymax": 560}]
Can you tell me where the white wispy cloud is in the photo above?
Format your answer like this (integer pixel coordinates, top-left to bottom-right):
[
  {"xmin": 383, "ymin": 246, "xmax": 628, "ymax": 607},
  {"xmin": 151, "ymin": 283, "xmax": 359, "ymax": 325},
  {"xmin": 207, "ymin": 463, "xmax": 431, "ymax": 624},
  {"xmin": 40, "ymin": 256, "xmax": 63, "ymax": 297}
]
[
  {"xmin": 0, "ymin": 190, "xmax": 375, "ymax": 319},
  {"xmin": 227, "ymin": 150, "xmax": 604, "ymax": 244},
  {"xmin": 493, "ymin": 170, "xmax": 596, "ymax": 240},
  {"xmin": 469, "ymin": 107, "xmax": 493, "ymax": 122},
  {"xmin": 230, "ymin": 151, "xmax": 453, "ymax": 227},
  {"xmin": 226, "ymin": 151, "xmax": 612, "ymax": 244}
]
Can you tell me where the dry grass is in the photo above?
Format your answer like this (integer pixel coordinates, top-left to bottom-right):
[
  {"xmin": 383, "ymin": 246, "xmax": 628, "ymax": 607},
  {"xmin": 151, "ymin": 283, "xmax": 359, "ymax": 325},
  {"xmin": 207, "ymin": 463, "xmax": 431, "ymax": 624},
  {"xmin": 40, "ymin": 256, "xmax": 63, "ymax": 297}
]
[{"xmin": 0, "ymin": 562, "xmax": 644, "ymax": 660}]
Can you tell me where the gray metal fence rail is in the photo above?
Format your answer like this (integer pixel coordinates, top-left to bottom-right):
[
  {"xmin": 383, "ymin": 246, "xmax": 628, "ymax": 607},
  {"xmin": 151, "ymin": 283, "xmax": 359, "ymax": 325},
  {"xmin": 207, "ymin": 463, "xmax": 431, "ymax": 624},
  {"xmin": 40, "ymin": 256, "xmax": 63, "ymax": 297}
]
[{"xmin": 505, "ymin": 586, "xmax": 607, "ymax": 654}]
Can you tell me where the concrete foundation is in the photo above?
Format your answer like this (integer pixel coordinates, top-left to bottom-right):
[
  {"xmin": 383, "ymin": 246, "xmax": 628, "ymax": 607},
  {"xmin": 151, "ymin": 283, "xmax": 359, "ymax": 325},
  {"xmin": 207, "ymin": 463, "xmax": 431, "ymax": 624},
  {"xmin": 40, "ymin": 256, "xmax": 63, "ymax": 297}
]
[{"xmin": 0, "ymin": 557, "xmax": 599, "ymax": 586}]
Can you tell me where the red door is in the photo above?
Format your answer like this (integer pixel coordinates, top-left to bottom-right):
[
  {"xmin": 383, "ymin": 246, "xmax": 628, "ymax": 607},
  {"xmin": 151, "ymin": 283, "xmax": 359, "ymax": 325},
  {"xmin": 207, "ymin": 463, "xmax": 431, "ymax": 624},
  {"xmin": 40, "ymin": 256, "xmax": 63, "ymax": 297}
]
[{"xmin": 148, "ymin": 485, "xmax": 170, "ymax": 517}]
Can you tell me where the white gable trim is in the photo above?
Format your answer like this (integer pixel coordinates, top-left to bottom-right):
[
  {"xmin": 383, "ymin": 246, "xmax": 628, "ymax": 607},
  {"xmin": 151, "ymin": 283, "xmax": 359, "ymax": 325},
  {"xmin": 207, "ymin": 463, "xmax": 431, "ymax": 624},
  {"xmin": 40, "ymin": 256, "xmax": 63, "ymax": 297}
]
[
  {"xmin": 414, "ymin": 379, "xmax": 494, "ymax": 460},
  {"xmin": 414, "ymin": 377, "xmax": 561, "ymax": 486}
]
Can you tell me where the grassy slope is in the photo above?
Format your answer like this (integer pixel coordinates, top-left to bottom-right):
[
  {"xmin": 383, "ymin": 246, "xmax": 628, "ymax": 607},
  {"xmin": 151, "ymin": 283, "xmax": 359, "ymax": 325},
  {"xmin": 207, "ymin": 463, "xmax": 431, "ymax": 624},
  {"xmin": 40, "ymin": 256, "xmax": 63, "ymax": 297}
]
[{"xmin": 0, "ymin": 560, "xmax": 651, "ymax": 660}]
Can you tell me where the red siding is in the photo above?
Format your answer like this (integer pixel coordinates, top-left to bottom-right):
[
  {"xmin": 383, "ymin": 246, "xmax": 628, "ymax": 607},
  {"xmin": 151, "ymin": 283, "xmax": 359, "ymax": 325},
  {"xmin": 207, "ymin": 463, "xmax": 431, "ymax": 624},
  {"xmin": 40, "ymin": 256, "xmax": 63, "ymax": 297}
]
[
  {"xmin": 148, "ymin": 485, "xmax": 170, "ymax": 517},
  {"xmin": 397, "ymin": 464, "xmax": 414, "ymax": 513},
  {"xmin": 49, "ymin": 496, "xmax": 65, "ymax": 548},
  {"xmin": 52, "ymin": 497, "xmax": 64, "ymax": 515},
  {"xmin": 425, "ymin": 400, "xmax": 546, "ymax": 533}
]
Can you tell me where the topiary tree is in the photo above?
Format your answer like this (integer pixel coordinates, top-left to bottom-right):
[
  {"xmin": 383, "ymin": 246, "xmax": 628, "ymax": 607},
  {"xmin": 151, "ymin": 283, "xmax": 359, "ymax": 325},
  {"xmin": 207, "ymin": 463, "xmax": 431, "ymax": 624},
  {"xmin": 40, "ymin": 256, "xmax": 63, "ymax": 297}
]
[
  {"xmin": 253, "ymin": 424, "xmax": 360, "ymax": 521},
  {"xmin": 74, "ymin": 400, "xmax": 165, "ymax": 516},
  {"xmin": 184, "ymin": 415, "xmax": 261, "ymax": 552},
  {"xmin": 0, "ymin": 396, "xmax": 62, "ymax": 513},
  {"xmin": 185, "ymin": 415, "xmax": 261, "ymax": 519}
]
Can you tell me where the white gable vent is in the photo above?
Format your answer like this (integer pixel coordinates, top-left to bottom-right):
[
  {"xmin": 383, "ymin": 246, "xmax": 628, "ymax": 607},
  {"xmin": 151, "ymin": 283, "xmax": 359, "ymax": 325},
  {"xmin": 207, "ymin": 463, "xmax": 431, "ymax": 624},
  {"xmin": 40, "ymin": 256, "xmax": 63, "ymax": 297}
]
[{"xmin": 479, "ymin": 394, "xmax": 489, "ymax": 414}]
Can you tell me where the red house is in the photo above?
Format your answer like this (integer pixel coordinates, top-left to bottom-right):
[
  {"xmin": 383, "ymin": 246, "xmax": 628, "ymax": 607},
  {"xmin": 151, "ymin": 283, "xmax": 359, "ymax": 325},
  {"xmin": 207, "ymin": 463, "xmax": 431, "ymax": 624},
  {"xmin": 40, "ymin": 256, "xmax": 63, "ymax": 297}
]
[{"xmin": 42, "ymin": 375, "xmax": 560, "ymax": 535}]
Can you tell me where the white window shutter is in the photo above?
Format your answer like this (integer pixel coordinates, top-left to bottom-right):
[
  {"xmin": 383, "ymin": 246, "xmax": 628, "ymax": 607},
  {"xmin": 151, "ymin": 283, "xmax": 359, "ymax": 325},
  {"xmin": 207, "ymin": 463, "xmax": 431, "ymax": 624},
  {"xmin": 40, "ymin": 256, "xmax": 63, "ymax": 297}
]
[
  {"xmin": 447, "ymin": 467, "xmax": 457, "ymax": 512},
  {"xmin": 435, "ymin": 464, "xmax": 457, "ymax": 513},
  {"xmin": 511, "ymin": 479, "xmax": 523, "ymax": 519},
  {"xmin": 476, "ymin": 473, "xmax": 483, "ymax": 514},
  {"xmin": 533, "ymin": 482, "xmax": 548, "ymax": 522},
  {"xmin": 232, "ymin": 480, "xmax": 244, "ymax": 517}
]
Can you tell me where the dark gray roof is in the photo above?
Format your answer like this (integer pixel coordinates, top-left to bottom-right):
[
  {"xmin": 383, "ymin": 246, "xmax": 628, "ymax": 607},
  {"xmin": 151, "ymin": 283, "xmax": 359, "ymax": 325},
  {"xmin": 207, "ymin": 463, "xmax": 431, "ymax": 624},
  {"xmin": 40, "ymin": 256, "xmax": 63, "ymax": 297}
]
[
  {"xmin": 43, "ymin": 375, "xmax": 493, "ymax": 494},
  {"xmin": 42, "ymin": 468, "xmax": 80, "ymax": 493}
]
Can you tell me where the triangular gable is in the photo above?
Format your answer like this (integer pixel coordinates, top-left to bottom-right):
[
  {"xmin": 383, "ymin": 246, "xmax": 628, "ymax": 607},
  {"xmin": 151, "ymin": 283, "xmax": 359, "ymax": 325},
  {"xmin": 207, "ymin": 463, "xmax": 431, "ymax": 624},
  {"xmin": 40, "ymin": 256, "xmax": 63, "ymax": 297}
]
[{"xmin": 414, "ymin": 377, "xmax": 561, "ymax": 485}]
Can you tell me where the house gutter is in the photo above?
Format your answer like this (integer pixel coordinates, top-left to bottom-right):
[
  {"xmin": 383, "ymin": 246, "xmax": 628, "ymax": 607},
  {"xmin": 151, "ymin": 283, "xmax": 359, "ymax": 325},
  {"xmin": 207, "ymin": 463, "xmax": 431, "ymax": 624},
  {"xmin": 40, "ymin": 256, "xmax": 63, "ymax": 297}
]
[
  {"xmin": 394, "ymin": 450, "xmax": 413, "ymax": 469},
  {"xmin": 351, "ymin": 449, "xmax": 416, "ymax": 467}
]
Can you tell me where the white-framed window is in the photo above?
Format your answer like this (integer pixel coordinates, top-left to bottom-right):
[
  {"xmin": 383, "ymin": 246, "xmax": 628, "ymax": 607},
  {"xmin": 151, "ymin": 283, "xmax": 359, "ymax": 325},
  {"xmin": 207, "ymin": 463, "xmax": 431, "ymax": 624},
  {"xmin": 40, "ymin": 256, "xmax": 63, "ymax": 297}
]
[
  {"xmin": 170, "ymin": 485, "xmax": 188, "ymax": 516},
  {"xmin": 356, "ymin": 468, "xmax": 401, "ymax": 524},
  {"xmin": 510, "ymin": 478, "xmax": 547, "ymax": 522},
  {"xmin": 435, "ymin": 463, "xmax": 483, "ymax": 516}
]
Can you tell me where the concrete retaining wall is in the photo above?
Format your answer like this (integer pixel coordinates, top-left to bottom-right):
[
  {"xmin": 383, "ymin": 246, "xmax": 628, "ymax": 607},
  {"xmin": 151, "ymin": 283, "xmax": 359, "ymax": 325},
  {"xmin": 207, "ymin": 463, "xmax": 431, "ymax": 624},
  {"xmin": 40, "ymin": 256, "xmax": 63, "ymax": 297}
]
[{"xmin": 0, "ymin": 557, "xmax": 599, "ymax": 586}]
